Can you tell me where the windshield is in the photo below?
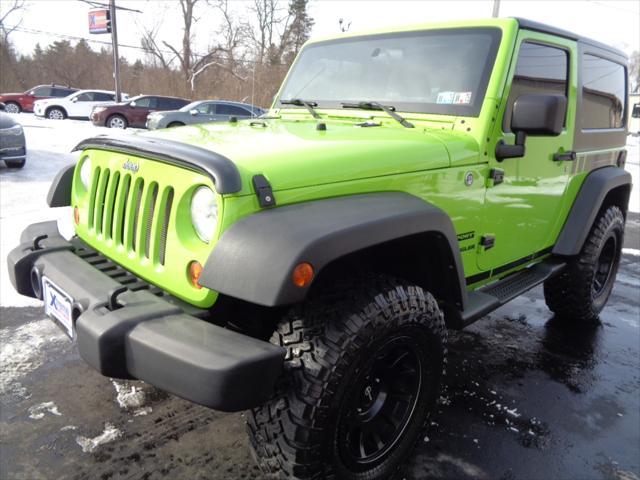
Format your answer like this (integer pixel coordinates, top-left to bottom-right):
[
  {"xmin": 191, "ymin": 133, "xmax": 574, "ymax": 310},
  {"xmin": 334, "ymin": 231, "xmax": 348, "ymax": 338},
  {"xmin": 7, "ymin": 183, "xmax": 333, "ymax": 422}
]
[{"xmin": 278, "ymin": 28, "xmax": 501, "ymax": 117}]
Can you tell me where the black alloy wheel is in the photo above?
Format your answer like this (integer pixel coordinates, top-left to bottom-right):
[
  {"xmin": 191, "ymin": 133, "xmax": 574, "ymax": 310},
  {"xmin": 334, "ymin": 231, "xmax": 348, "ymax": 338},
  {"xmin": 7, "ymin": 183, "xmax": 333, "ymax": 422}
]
[{"xmin": 336, "ymin": 336, "xmax": 422, "ymax": 469}]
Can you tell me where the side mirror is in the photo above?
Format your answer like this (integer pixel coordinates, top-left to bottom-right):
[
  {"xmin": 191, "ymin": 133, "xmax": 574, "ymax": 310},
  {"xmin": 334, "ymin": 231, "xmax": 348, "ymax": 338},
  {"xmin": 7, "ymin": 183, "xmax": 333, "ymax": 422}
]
[
  {"xmin": 496, "ymin": 94, "xmax": 567, "ymax": 161},
  {"xmin": 71, "ymin": 97, "xmax": 78, "ymax": 103},
  {"xmin": 189, "ymin": 109, "xmax": 199, "ymax": 116},
  {"xmin": 130, "ymin": 101, "xmax": 137, "ymax": 107}
]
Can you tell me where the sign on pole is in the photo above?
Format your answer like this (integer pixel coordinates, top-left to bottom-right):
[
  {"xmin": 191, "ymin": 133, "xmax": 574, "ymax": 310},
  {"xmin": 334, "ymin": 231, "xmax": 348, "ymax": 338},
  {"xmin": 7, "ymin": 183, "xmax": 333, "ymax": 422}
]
[{"xmin": 88, "ymin": 9, "xmax": 111, "ymax": 34}]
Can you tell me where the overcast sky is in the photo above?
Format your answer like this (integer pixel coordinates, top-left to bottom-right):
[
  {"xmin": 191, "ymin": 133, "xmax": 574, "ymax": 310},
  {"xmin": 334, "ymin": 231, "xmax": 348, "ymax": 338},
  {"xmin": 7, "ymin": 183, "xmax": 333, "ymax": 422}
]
[{"xmin": 4, "ymin": 0, "xmax": 640, "ymax": 63}]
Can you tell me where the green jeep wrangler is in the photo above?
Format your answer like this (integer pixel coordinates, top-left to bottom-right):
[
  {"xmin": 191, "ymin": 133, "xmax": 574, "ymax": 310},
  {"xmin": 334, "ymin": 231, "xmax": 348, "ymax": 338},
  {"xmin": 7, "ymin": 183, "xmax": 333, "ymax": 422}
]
[{"xmin": 8, "ymin": 17, "xmax": 631, "ymax": 479}]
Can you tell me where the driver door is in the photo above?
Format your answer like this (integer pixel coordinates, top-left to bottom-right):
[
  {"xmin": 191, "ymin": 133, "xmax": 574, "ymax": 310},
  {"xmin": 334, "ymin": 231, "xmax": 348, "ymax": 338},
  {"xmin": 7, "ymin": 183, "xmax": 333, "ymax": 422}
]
[{"xmin": 477, "ymin": 32, "xmax": 577, "ymax": 272}]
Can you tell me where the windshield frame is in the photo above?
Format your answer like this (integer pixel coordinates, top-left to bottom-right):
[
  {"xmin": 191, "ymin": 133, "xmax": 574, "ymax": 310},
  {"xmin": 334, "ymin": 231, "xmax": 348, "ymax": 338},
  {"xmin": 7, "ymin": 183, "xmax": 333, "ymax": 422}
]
[{"xmin": 276, "ymin": 27, "xmax": 502, "ymax": 117}]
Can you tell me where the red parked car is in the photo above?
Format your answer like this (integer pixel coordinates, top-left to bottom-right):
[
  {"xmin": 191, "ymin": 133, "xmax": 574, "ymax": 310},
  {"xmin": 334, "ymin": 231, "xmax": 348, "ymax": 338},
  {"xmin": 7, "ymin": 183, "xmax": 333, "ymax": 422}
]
[
  {"xmin": 0, "ymin": 84, "xmax": 78, "ymax": 113},
  {"xmin": 90, "ymin": 94, "xmax": 190, "ymax": 129}
]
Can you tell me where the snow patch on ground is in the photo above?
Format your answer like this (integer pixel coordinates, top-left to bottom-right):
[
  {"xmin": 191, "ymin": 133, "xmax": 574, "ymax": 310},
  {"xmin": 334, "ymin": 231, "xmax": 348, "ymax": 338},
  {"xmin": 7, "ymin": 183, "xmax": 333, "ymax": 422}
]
[
  {"xmin": 28, "ymin": 401, "xmax": 62, "ymax": 419},
  {"xmin": 112, "ymin": 380, "xmax": 146, "ymax": 410},
  {"xmin": 622, "ymin": 248, "xmax": 640, "ymax": 256},
  {"xmin": 75, "ymin": 422, "xmax": 122, "ymax": 453},
  {"xmin": 0, "ymin": 319, "xmax": 66, "ymax": 399},
  {"xmin": 133, "ymin": 407, "xmax": 152, "ymax": 416}
]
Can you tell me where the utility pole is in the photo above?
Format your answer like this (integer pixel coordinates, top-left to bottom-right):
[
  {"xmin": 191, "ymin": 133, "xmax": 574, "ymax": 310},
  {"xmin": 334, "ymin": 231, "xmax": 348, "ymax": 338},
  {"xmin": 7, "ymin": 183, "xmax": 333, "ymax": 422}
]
[
  {"xmin": 109, "ymin": 0, "xmax": 122, "ymax": 102},
  {"xmin": 492, "ymin": 0, "xmax": 500, "ymax": 18}
]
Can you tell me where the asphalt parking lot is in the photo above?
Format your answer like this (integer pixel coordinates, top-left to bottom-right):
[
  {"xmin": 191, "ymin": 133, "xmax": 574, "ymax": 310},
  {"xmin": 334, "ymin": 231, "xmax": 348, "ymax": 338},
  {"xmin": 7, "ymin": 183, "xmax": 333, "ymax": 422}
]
[{"xmin": 1, "ymin": 117, "xmax": 639, "ymax": 480}]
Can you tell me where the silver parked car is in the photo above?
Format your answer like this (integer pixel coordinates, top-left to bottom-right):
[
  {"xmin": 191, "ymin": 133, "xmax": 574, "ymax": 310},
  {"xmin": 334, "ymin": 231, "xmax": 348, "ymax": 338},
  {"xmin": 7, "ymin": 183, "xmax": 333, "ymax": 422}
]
[
  {"xmin": 0, "ymin": 104, "xmax": 26, "ymax": 169},
  {"xmin": 146, "ymin": 100, "xmax": 265, "ymax": 130}
]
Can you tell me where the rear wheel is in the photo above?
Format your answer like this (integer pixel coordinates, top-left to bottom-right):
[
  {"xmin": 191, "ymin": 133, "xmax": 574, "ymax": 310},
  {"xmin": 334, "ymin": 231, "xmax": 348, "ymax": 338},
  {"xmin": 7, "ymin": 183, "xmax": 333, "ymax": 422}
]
[
  {"xmin": 46, "ymin": 107, "xmax": 66, "ymax": 120},
  {"xmin": 544, "ymin": 205, "xmax": 624, "ymax": 322},
  {"xmin": 5, "ymin": 102, "xmax": 21, "ymax": 114},
  {"xmin": 107, "ymin": 114, "xmax": 127, "ymax": 129},
  {"xmin": 247, "ymin": 274, "xmax": 447, "ymax": 479}
]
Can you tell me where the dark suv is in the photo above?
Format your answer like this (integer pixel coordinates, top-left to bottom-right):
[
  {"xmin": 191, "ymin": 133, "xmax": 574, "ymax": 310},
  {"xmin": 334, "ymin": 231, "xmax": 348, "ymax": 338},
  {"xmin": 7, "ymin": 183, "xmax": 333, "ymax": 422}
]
[
  {"xmin": 90, "ymin": 95, "xmax": 190, "ymax": 129},
  {"xmin": 0, "ymin": 84, "xmax": 79, "ymax": 113}
]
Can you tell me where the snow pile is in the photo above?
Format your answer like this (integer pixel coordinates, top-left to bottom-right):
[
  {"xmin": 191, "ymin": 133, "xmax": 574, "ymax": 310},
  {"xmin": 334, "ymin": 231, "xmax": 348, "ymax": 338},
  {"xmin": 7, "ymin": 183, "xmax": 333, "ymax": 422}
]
[
  {"xmin": 0, "ymin": 319, "xmax": 66, "ymax": 399},
  {"xmin": 75, "ymin": 422, "xmax": 122, "ymax": 453},
  {"xmin": 28, "ymin": 401, "xmax": 62, "ymax": 419}
]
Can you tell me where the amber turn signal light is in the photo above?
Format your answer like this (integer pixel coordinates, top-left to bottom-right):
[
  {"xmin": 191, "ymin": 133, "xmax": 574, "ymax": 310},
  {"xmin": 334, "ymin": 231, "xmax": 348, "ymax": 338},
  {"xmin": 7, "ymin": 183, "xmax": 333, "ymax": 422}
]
[
  {"xmin": 188, "ymin": 261, "xmax": 203, "ymax": 289},
  {"xmin": 292, "ymin": 262, "xmax": 314, "ymax": 288},
  {"xmin": 73, "ymin": 206, "xmax": 80, "ymax": 225}
]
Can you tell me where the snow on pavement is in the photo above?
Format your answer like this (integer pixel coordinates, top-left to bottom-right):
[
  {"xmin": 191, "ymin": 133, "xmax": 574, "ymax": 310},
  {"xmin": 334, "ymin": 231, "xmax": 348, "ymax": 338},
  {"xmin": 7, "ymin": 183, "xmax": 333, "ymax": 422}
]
[{"xmin": 0, "ymin": 114, "xmax": 137, "ymax": 307}]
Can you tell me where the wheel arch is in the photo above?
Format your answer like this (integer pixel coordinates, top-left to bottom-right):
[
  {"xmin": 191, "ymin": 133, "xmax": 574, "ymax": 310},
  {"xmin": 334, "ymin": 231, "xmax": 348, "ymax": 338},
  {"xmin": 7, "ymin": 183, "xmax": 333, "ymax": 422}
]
[
  {"xmin": 46, "ymin": 105, "xmax": 67, "ymax": 117},
  {"xmin": 553, "ymin": 166, "xmax": 631, "ymax": 256},
  {"xmin": 200, "ymin": 192, "xmax": 468, "ymax": 311}
]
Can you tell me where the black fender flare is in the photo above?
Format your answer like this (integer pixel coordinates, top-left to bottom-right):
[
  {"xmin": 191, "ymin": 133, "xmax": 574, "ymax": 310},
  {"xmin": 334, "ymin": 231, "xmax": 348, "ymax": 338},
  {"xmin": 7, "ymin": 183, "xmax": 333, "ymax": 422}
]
[
  {"xmin": 200, "ymin": 192, "xmax": 468, "ymax": 309},
  {"xmin": 553, "ymin": 166, "xmax": 632, "ymax": 256},
  {"xmin": 47, "ymin": 163, "xmax": 75, "ymax": 207}
]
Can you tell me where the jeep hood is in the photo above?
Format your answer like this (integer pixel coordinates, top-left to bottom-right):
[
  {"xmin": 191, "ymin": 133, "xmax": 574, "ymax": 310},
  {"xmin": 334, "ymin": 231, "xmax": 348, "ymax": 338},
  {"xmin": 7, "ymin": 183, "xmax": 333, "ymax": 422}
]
[{"xmin": 142, "ymin": 119, "xmax": 478, "ymax": 195}]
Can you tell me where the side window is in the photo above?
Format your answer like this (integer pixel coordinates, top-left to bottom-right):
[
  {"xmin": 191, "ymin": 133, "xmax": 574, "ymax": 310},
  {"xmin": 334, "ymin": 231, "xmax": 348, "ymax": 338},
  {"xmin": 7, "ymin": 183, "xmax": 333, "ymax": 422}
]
[
  {"xmin": 76, "ymin": 93, "xmax": 94, "ymax": 102},
  {"xmin": 504, "ymin": 42, "xmax": 568, "ymax": 132},
  {"xmin": 581, "ymin": 54, "xmax": 626, "ymax": 129},
  {"xmin": 53, "ymin": 88, "xmax": 72, "ymax": 97},
  {"xmin": 193, "ymin": 103, "xmax": 211, "ymax": 114},
  {"xmin": 32, "ymin": 86, "xmax": 53, "ymax": 97},
  {"xmin": 134, "ymin": 97, "xmax": 151, "ymax": 108},
  {"xmin": 216, "ymin": 104, "xmax": 252, "ymax": 116},
  {"xmin": 633, "ymin": 103, "xmax": 640, "ymax": 119},
  {"xmin": 172, "ymin": 99, "xmax": 188, "ymax": 109},
  {"xmin": 94, "ymin": 92, "xmax": 115, "ymax": 101}
]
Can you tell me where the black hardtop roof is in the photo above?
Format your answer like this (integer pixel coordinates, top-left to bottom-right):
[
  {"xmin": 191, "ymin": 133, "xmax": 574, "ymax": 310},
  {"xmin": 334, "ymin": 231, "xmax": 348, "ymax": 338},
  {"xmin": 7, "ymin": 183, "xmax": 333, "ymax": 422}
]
[{"xmin": 514, "ymin": 17, "xmax": 628, "ymax": 60}]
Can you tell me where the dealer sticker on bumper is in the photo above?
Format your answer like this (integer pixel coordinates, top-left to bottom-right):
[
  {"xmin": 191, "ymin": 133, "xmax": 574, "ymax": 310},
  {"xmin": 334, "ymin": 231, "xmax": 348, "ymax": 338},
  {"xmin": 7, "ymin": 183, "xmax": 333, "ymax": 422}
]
[{"xmin": 43, "ymin": 277, "xmax": 74, "ymax": 338}]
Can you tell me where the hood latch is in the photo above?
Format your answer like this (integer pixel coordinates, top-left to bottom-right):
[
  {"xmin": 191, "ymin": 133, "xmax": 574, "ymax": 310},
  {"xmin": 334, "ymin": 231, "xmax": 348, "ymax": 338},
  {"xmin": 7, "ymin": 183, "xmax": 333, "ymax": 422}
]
[{"xmin": 252, "ymin": 174, "xmax": 276, "ymax": 208}]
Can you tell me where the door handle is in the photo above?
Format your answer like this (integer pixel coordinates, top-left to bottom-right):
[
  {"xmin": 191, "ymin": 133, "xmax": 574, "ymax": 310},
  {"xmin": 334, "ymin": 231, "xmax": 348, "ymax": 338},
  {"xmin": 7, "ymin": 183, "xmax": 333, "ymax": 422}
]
[{"xmin": 553, "ymin": 151, "xmax": 576, "ymax": 162}]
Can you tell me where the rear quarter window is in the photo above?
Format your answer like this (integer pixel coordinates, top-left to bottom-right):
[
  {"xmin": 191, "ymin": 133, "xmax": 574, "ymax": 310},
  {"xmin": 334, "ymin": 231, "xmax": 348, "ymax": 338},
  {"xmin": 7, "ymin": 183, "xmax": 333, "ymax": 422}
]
[{"xmin": 581, "ymin": 54, "xmax": 626, "ymax": 129}]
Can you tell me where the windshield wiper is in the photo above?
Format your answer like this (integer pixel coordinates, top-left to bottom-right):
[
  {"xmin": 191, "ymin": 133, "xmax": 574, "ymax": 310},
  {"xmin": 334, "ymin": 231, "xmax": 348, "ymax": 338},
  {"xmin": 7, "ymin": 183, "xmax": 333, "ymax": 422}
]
[
  {"xmin": 341, "ymin": 101, "xmax": 414, "ymax": 128},
  {"xmin": 280, "ymin": 98, "xmax": 322, "ymax": 119}
]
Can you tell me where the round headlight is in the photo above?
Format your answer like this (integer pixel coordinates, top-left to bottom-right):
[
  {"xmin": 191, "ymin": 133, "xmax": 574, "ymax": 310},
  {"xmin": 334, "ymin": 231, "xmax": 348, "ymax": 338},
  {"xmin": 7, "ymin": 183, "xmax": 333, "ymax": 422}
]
[
  {"xmin": 79, "ymin": 157, "xmax": 92, "ymax": 190},
  {"xmin": 190, "ymin": 186, "xmax": 218, "ymax": 243}
]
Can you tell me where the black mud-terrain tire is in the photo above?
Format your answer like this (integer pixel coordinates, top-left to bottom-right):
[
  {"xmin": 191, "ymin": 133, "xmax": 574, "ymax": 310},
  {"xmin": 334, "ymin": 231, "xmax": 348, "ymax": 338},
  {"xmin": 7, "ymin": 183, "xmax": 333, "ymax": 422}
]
[
  {"xmin": 544, "ymin": 205, "xmax": 624, "ymax": 322},
  {"xmin": 247, "ymin": 275, "xmax": 447, "ymax": 480}
]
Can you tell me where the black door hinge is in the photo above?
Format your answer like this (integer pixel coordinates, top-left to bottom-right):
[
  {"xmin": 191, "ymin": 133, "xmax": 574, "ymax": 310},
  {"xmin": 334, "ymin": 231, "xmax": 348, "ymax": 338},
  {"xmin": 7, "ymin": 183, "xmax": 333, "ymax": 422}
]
[
  {"xmin": 480, "ymin": 235, "xmax": 495, "ymax": 250},
  {"xmin": 489, "ymin": 168, "xmax": 504, "ymax": 185},
  {"xmin": 252, "ymin": 174, "xmax": 276, "ymax": 208}
]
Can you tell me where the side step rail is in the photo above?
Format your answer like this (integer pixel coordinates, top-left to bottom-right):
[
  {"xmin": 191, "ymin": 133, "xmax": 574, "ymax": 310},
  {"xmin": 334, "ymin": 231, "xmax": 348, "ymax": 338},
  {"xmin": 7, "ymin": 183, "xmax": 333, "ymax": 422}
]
[{"xmin": 458, "ymin": 259, "xmax": 566, "ymax": 328}]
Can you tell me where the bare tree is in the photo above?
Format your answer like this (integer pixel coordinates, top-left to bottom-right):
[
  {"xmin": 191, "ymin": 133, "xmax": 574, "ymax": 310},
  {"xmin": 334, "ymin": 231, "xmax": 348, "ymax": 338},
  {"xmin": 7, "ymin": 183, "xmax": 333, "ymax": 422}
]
[
  {"xmin": 0, "ymin": 0, "xmax": 27, "ymax": 42},
  {"xmin": 141, "ymin": 0, "xmax": 246, "ymax": 94}
]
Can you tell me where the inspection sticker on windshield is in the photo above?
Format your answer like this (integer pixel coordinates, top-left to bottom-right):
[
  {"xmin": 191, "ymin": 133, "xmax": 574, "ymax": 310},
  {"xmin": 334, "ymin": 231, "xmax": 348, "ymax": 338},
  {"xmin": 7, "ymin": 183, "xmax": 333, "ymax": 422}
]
[{"xmin": 437, "ymin": 91, "xmax": 472, "ymax": 105}]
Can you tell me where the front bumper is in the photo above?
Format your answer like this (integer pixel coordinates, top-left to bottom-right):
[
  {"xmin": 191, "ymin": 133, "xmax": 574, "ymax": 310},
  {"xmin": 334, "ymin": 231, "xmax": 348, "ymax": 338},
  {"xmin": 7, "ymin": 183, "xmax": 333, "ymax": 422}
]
[
  {"xmin": 7, "ymin": 221, "xmax": 285, "ymax": 411},
  {"xmin": 33, "ymin": 103, "xmax": 45, "ymax": 117}
]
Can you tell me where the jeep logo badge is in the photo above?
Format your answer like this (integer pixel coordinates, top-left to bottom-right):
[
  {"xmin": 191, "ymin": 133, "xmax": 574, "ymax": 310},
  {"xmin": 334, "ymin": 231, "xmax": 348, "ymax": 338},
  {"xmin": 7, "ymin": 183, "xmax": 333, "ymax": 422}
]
[{"xmin": 122, "ymin": 160, "xmax": 139, "ymax": 173}]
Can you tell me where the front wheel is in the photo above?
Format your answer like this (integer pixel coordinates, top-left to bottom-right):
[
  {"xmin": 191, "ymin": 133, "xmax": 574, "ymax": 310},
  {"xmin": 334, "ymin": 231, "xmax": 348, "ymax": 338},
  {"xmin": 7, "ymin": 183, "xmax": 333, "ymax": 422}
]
[
  {"xmin": 47, "ymin": 107, "xmax": 66, "ymax": 120},
  {"xmin": 4, "ymin": 102, "xmax": 21, "ymax": 114},
  {"xmin": 107, "ymin": 114, "xmax": 127, "ymax": 129},
  {"xmin": 544, "ymin": 205, "xmax": 625, "ymax": 322},
  {"xmin": 167, "ymin": 122, "xmax": 184, "ymax": 128},
  {"xmin": 247, "ymin": 275, "xmax": 447, "ymax": 479}
]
